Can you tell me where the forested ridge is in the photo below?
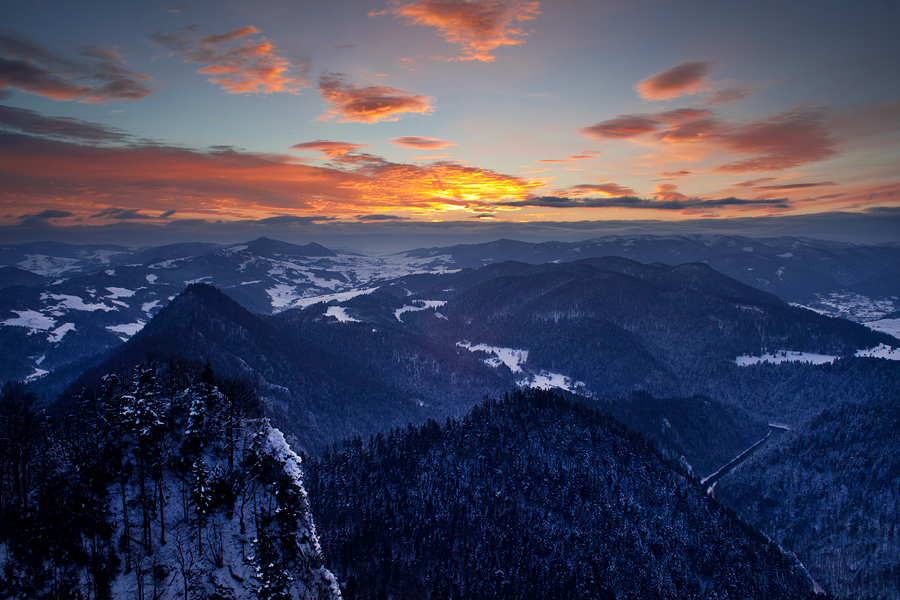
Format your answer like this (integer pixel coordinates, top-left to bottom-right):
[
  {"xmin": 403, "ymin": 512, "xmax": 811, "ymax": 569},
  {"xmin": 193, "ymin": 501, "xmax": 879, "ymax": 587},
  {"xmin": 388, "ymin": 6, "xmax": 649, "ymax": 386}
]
[
  {"xmin": 716, "ymin": 389, "xmax": 900, "ymax": 600},
  {"xmin": 307, "ymin": 389, "xmax": 819, "ymax": 600}
]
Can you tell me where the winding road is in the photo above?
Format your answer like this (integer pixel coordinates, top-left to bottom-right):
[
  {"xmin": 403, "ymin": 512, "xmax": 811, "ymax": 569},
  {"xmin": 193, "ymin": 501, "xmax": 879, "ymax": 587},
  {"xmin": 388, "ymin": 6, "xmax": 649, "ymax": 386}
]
[{"xmin": 702, "ymin": 424, "xmax": 789, "ymax": 495}]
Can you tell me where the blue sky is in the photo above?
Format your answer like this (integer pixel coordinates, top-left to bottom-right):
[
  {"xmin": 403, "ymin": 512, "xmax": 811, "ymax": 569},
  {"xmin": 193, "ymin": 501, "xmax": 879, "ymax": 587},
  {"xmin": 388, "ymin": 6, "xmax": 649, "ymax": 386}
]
[{"xmin": 1, "ymin": 0, "xmax": 898, "ymax": 248}]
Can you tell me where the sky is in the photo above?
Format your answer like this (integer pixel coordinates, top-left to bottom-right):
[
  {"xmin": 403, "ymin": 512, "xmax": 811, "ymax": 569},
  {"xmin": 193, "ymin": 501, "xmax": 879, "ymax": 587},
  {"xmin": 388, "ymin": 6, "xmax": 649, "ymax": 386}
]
[{"xmin": 1, "ymin": 0, "xmax": 899, "ymax": 250}]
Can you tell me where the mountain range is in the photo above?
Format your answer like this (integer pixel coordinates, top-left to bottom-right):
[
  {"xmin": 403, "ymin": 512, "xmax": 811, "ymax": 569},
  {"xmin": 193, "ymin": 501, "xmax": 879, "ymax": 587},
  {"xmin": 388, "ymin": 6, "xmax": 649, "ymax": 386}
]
[{"xmin": 2, "ymin": 234, "xmax": 899, "ymax": 599}]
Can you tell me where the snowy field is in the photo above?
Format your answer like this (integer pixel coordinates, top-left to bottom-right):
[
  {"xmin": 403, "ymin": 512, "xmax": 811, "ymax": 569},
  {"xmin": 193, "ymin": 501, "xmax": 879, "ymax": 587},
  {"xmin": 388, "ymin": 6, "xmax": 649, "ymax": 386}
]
[
  {"xmin": 457, "ymin": 342, "xmax": 529, "ymax": 373},
  {"xmin": 735, "ymin": 351, "xmax": 837, "ymax": 366}
]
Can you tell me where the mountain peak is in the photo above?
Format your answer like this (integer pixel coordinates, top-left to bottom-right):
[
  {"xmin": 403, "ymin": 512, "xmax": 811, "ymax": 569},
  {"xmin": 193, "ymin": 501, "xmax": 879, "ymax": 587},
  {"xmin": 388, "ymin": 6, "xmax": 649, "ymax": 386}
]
[{"xmin": 243, "ymin": 237, "xmax": 336, "ymax": 257}]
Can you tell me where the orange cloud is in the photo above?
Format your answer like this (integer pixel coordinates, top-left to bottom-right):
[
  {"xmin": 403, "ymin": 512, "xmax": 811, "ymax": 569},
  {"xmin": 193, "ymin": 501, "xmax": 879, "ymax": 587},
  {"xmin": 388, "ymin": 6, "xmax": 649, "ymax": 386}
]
[
  {"xmin": 0, "ymin": 33, "xmax": 153, "ymax": 103},
  {"xmin": 634, "ymin": 61, "xmax": 714, "ymax": 101},
  {"xmin": 391, "ymin": 136, "xmax": 456, "ymax": 149},
  {"xmin": 372, "ymin": 0, "xmax": 541, "ymax": 62},
  {"xmin": 318, "ymin": 73, "xmax": 433, "ymax": 123},
  {"xmin": 580, "ymin": 114, "xmax": 661, "ymax": 139},
  {"xmin": 290, "ymin": 140, "xmax": 371, "ymax": 158},
  {"xmin": 580, "ymin": 106, "xmax": 837, "ymax": 173},
  {"xmin": 0, "ymin": 128, "xmax": 540, "ymax": 222},
  {"xmin": 714, "ymin": 108, "xmax": 837, "ymax": 172},
  {"xmin": 149, "ymin": 26, "xmax": 307, "ymax": 94}
]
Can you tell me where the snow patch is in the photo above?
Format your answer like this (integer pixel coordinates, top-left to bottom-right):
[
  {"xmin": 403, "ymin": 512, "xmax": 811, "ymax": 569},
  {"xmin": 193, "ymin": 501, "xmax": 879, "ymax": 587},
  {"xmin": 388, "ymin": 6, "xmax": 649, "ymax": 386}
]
[
  {"xmin": 778, "ymin": 252, "xmax": 793, "ymax": 258},
  {"xmin": 105, "ymin": 287, "xmax": 136, "ymax": 299},
  {"xmin": 457, "ymin": 342, "xmax": 528, "ymax": 373},
  {"xmin": 3, "ymin": 310, "xmax": 56, "ymax": 333},
  {"xmin": 47, "ymin": 322, "xmax": 75, "ymax": 343},
  {"xmin": 735, "ymin": 350, "xmax": 837, "ymax": 366},
  {"xmin": 145, "ymin": 274, "xmax": 158, "ymax": 284},
  {"xmin": 394, "ymin": 300, "xmax": 447, "ymax": 322},
  {"xmin": 106, "ymin": 320, "xmax": 145, "ymax": 337},
  {"xmin": 267, "ymin": 284, "xmax": 301, "ymax": 309},
  {"xmin": 142, "ymin": 300, "xmax": 160, "ymax": 314},
  {"xmin": 25, "ymin": 368, "xmax": 49, "ymax": 382},
  {"xmin": 518, "ymin": 371, "xmax": 586, "ymax": 394},
  {"xmin": 855, "ymin": 344, "xmax": 900, "ymax": 361},
  {"xmin": 325, "ymin": 306, "xmax": 359, "ymax": 323},
  {"xmin": 865, "ymin": 318, "xmax": 900, "ymax": 339},
  {"xmin": 184, "ymin": 276, "xmax": 212, "ymax": 285},
  {"xmin": 43, "ymin": 293, "xmax": 115, "ymax": 312},
  {"xmin": 291, "ymin": 287, "xmax": 379, "ymax": 310}
]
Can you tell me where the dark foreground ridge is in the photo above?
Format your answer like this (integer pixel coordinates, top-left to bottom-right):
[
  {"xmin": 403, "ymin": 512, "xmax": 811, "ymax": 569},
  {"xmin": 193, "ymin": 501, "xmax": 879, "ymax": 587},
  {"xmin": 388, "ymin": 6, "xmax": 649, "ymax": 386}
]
[{"xmin": 308, "ymin": 389, "xmax": 820, "ymax": 600}]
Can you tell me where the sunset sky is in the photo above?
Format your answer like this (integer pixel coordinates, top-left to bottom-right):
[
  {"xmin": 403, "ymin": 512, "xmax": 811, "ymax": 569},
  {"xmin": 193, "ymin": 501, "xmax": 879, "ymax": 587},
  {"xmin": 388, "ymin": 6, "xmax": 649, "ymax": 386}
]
[{"xmin": 2, "ymin": 0, "xmax": 898, "ymax": 249}]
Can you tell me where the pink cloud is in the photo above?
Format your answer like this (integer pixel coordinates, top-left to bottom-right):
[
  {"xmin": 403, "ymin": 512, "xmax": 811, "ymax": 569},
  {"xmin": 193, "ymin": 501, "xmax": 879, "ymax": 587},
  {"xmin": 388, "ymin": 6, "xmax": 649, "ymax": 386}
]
[
  {"xmin": 580, "ymin": 106, "xmax": 837, "ymax": 173},
  {"xmin": 0, "ymin": 33, "xmax": 153, "ymax": 103},
  {"xmin": 564, "ymin": 183, "xmax": 636, "ymax": 197},
  {"xmin": 149, "ymin": 26, "xmax": 308, "ymax": 94},
  {"xmin": 318, "ymin": 74, "xmax": 433, "ymax": 123},
  {"xmin": 653, "ymin": 183, "xmax": 688, "ymax": 201},
  {"xmin": 634, "ymin": 61, "xmax": 713, "ymax": 101},
  {"xmin": 714, "ymin": 108, "xmax": 837, "ymax": 172},
  {"xmin": 579, "ymin": 114, "xmax": 661, "ymax": 139},
  {"xmin": 391, "ymin": 136, "xmax": 456, "ymax": 149},
  {"xmin": 372, "ymin": 0, "xmax": 540, "ymax": 62},
  {"xmin": 291, "ymin": 140, "xmax": 371, "ymax": 158}
]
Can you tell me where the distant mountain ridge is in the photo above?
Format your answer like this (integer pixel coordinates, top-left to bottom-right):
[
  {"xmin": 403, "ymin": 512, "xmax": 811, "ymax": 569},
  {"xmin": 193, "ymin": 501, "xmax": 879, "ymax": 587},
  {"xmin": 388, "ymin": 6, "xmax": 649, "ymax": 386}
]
[
  {"xmin": 60, "ymin": 252, "xmax": 895, "ymax": 467},
  {"xmin": 2, "ymin": 234, "xmax": 897, "ymax": 400}
]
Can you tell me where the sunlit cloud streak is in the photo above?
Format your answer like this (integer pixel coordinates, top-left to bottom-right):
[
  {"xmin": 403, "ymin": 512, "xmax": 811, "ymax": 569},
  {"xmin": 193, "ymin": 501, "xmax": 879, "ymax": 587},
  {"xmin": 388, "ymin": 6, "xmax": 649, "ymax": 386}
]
[
  {"xmin": 0, "ymin": 104, "xmax": 129, "ymax": 141},
  {"xmin": 371, "ymin": 0, "xmax": 540, "ymax": 62},
  {"xmin": 318, "ymin": 73, "xmax": 433, "ymax": 123},
  {"xmin": 581, "ymin": 106, "xmax": 837, "ymax": 173},
  {"xmin": 391, "ymin": 136, "xmax": 456, "ymax": 149},
  {"xmin": 562, "ymin": 183, "xmax": 636, "ymax": 197},
  {"xmin": 754, "ymin": 182, "xmax": 837, "ymax": 191},
  {"xmin": 0, "ymin": 33, "xmax": 153, "ymax": 103},
  {"xmin": 149, "ymin": 26, "xmax": 307, "ymax": 94},
  {"xmin": 0, "ymin": 129, "xmax": 540, "ymax": 222},
  {"xmin": 634, "ymin": 61, "xmax": 713, "ymax": 101},
  {"xmin": 505, "ymin": 195, "xmax": 789, "ymax": 210}
]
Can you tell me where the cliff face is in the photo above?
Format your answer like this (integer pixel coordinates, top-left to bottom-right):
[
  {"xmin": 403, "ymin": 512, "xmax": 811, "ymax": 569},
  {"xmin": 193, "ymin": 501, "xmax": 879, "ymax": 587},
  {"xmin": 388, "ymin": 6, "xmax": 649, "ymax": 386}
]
[{"xmin": 0, "ymin": 365, "xmax": 341, "ymax": 600}]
